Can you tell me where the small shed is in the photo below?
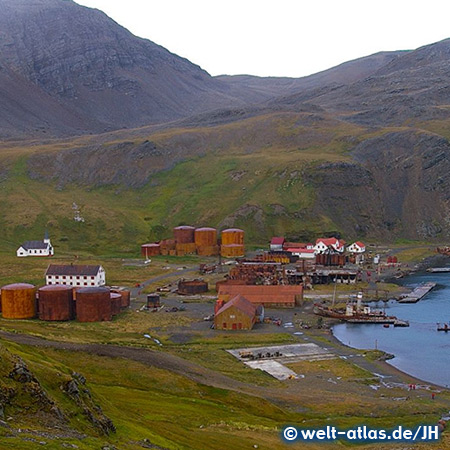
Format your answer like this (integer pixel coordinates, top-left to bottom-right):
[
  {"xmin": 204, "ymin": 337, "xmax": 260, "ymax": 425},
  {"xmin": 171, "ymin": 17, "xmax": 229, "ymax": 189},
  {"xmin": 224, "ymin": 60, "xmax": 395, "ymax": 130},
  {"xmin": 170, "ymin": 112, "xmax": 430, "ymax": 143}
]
[
  {"xmin": 214, "ymin": 295, "xmax": 256, "ymax": 330},
  {"xmin": 270, "ymin": 237, "xmax": 285, "ymax": 252}
]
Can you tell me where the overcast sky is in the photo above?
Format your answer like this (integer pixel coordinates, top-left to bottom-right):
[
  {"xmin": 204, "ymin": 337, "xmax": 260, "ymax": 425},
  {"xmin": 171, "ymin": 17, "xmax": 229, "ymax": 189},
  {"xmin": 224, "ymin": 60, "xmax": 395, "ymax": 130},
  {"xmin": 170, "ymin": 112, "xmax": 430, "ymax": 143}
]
[{"xmin": 75, "ymin": 0, "xmax": 450, "ymax": 78}]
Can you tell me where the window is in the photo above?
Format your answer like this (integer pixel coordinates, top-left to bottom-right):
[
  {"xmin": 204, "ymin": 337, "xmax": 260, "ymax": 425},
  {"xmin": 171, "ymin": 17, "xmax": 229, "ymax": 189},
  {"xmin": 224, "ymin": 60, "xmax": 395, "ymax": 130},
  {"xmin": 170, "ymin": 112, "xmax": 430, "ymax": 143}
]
[
  {"xmin": 84, "ymin": 282, "xmax": 87, "ymax": 286},
  {"xmin": 223, "ymin": 323, "xmax": 227, "ymax": 328}
]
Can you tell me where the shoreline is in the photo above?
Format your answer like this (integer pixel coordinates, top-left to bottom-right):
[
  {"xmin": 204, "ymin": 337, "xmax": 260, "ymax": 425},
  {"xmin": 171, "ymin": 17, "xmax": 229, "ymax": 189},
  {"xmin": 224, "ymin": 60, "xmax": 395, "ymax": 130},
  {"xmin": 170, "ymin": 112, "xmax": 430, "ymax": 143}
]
[
  {"xmin": 329, "ymin": 251, "xmax": 450, "ymax": 390},
  {"xmin": 328, "ymin": 328, "xmax": 448, "ymax": 390}
]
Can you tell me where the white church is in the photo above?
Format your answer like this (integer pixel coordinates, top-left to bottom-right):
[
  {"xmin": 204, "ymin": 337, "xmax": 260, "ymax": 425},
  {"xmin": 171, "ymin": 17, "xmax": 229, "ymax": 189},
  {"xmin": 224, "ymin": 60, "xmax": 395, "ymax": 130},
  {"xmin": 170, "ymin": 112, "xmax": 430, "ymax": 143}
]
[{"xmin": 16, "ymin": 231, "xmax": 54, "ymax": 257}]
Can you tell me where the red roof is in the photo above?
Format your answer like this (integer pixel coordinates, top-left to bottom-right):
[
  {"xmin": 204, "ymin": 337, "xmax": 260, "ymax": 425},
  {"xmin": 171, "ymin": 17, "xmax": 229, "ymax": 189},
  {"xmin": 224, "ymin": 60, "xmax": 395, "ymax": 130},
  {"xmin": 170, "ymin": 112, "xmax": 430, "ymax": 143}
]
[
  {"xmin": 286, "ymin": 248, "xmax": 315, "ymax": 253},
  {"xmin": 271, "ymin": 237, "xmax": 285, "ymax": 245},
  {"xmin": 218, "ymin": 285, "xmax": 302, "ymax": 305},
  {"xmin": 355, "ymin": 241, "xmax": 365, "ymax": 247},
  {"xmin": 283, "ymin": 242, "xmax": 308, "ymax": 249},
  {"xmin": 216, "ymin": 294, "xmax": 256, "ymax": 318}
]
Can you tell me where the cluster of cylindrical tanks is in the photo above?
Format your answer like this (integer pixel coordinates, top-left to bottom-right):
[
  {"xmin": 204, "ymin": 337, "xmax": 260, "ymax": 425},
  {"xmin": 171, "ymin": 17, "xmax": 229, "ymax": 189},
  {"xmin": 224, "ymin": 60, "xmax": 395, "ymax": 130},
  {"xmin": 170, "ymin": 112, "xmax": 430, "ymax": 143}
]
[
  {"xmin": 0, "ymin": 283, "xmax": 130, "ymax": 322},
  {"xmin": 141, "ymin": 226, "xmax": 245, "ymax": 258}
]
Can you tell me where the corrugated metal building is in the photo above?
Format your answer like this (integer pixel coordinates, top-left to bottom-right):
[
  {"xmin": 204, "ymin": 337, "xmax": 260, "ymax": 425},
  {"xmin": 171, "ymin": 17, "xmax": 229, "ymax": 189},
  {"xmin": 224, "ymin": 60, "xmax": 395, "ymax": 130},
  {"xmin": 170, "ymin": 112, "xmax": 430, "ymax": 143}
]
[
  {"xmin": 214, "ymin": 294, "xmax": 256, "ymax": 330},
  {"xmin": 218, "ymin": 284, "xmax": 302, "ymax": 308}
]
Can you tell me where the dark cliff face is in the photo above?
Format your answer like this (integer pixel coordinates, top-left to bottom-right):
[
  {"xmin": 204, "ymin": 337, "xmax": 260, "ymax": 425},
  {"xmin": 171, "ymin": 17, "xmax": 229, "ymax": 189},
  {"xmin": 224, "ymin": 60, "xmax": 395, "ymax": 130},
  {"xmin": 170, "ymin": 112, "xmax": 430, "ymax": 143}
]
[{"xmin": 0, "ymin": 0, "xmax": 244, "ymax": 135}]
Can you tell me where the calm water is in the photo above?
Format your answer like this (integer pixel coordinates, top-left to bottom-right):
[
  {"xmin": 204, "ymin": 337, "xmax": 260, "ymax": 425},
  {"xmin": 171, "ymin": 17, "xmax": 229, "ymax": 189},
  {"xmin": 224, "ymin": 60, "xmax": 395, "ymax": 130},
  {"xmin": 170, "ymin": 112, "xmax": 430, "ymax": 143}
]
[{"xmin": 333, "ymin": 270, "xmax": 450, "ymax": 387}]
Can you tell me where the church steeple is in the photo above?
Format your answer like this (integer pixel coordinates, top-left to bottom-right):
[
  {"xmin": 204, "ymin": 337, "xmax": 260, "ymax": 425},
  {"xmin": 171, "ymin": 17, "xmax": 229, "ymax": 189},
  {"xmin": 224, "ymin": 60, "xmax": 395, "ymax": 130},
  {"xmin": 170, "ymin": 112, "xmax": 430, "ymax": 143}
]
[{"xmin": 44, "ymin": 229, "xmax": 50, "ymax": 244}]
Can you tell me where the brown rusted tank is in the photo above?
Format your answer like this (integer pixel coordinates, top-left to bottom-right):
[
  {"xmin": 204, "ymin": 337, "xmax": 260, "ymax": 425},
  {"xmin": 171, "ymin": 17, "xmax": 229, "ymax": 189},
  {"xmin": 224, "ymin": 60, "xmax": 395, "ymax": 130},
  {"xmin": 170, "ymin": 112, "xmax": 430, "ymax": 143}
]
[
  {"xmin": 160, "ymin": 239, "xmax": 176, "ymax": 255},
  {"xmin": 221, "ymin": 244, "xmax": 245, "ymax": 258},
  {"xmin": 177, "ymin": 279, "xmax": 208, "ymax": 295},
  {"xmin": 110, "ymin": 293, "xmax": 122, "ymax": 316},
  {"xmin": 175, "ymin": 242, "xmax": 197, "ymax": 256},
  {"xmin": 173, "ymin": 226, "xmax": 195, "ymax": 244},
  {"xmin": 141, "ymin": 243, "xmax": 161, "ymax": 257},
  {"xmin": 38, "ymin": 285, "xmax": 74, "ymax": 321},
  {"xmin": 76, "ymin": 287, "xmax": 111, "ymax": 322},
  {"xmin": 221, "ymin": 228, "xmax": 244, "ymax": 245},
  {"xmin": 196, "ymin": 245, "xmax": 219, "ymax": 256},
  {"xmin": 111, "ymin": 288, "xmax": 130, "ymax": 308},
  {"xmin": 1, "ymin": 283, "xmax": 36, "ymax": 319},
  {"xmin": 195, "ymin": 227, "xmax": 217, "ymax": 246}
]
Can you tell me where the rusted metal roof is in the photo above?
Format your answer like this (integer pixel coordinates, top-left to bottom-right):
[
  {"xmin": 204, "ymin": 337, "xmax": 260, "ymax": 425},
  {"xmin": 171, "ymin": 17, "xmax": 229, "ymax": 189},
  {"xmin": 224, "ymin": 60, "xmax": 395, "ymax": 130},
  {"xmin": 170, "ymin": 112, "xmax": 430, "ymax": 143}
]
[
  {"xmin": 270, "ymin": 237, "xmax": 285, "ymax": 245},
  {"xmin": 218, "ymin": 285, "xmax": 302, "ymax": 305},
  {"xmin": 216, "ymin": 294, "xmax": 256, "ymax": 318},
  {"xmin": 45, "ymin": 264, "xmax": 102, "ymax": 276}
]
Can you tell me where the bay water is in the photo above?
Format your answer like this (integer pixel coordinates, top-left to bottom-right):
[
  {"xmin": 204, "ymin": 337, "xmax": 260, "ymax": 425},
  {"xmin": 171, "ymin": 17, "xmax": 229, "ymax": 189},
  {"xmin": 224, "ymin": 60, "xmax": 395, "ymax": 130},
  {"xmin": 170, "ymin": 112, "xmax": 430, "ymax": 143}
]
[{"xmin": 332, "ymin": 270, "xmax": 450, "ymax": 387}]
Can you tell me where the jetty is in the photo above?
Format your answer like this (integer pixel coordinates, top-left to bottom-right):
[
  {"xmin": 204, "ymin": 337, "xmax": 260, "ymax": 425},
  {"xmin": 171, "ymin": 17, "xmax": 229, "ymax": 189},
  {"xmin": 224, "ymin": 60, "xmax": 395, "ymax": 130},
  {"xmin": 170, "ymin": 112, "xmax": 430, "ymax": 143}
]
[
  {"xmin": 427, "ymin": 267, "xmax": 450, "ymax": 273},
  {"xmin": 398, "ymin": 282, "xmax": 436, "ymax": 303}
]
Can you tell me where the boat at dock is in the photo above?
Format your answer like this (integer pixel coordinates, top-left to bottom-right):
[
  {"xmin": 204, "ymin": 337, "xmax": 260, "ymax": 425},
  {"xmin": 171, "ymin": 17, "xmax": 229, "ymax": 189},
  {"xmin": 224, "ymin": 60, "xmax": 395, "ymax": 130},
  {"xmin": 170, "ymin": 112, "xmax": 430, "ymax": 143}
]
[
  {"xmin": 314, "ymin": 303, "xmax": 398, "ymax": 324},
  {"xmin": 398, "ymin": 282, "xmax": 436, "ymax": 303},
  {"xmin": 427, "ymin": 267, "xmax": 450, "ymax": 273}
]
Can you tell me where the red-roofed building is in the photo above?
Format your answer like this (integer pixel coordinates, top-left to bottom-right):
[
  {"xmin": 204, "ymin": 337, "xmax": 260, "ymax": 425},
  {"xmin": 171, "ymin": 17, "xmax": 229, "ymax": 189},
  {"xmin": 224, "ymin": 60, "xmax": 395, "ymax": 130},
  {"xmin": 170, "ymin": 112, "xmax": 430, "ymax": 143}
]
[
  {"xmin": 270, "ymin": 237, "xmax": 285, "ymax": 252},
  {"xmin": 348, "ymin": 241, "xmax": 366, "ymax": 253},
  {"xmin": 282, "ymin": 242, "xmax": 314, "ymax": 251},
  {"xmin": 218, "ymin": 284, "xmax": 303, "ymax": 308},
  {"xmin": 214, "ymin": 294, "xmax": 257, "ymax": 330},
  {"xmin": 314, "ymin": 238, "xmax": 345, "ymax": 254}
]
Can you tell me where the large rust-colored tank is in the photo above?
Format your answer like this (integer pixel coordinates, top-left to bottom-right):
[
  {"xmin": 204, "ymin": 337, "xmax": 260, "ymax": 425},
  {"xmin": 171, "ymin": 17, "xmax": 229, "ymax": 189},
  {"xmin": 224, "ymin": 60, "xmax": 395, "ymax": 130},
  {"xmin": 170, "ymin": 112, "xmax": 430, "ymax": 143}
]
[
  {"xmin": 196, "ymin": 245, "xmax": 219, "ymax": 256},
  {"xmin": 195, "ymin": 227, "xmax": 217, "ymax": 246},
  {"xmin": 110, "ymin": 293, "xmax": 122, "ymax": 316},
  {"xmin": 173, "ymin": 226, "xmax": 195, "ymax": 244},
  {"xmin": 177, "ymin": 279, "xmax": 208, "ymax": 295},
  {"xmin": 111, "ymin": 288, "xmax": 130, "ymax": 309},
  {"xmin": 141, "ymin": 243, "xmax": 161, "ymax": 257},
  {"xmin": 1, "ymin": 283, "xmax": 36, "ymax": 319},
  {"xmin": 175, "ymin": 242, "xmax": 197, "ymax": 256},
  {"xmin": 221, "ymin": 244, "xmax": 245, "ymax": 258},
  {"xmin": 221, "ymin": 228, "xmax": 244, "ymax": 245},
  {"xmin": 160, "ymin": 239, "xmax": 176, "ymax": 256},
  {"xmin": 38, "ymin": 285, "xmax": 74, "ymax": 321},
  {"xmin": 76, "ymin": 287, "xmax": 112, "ymax": 322}
]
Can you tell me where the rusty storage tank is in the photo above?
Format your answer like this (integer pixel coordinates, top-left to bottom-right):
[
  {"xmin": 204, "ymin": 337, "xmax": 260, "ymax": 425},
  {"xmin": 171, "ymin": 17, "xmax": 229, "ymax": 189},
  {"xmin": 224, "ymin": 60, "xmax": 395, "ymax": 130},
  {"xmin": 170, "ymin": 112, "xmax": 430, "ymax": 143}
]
[
  {"xmin": 111, "ymin": 288, "xmax": 130, "ymax": 308},
  {"xmin": 195, "ymin": 227, "xmax": 217, "ymax": 246},
  {"xmin": 221, "ymin": 244, "xmax": 245, "ymax": 258},
  {"xmin": 221, "ymin": 228, "xmax": 244, "ymax": 245},
  {"xmin": 38, "ymin": 285, "xmax": 74, "ymax": 321},
  {"xmin": 110, "ymin": 293, "xmax": 122, "ymax": 316},
  {"xmin": 76, "ymin": 287, "xmax": 112, "ymax": 322},
  {"xmin": 196, "ymin": 245, "xmax": 219, "ymax": 256},
  {"xmin": 1, "ymin": 283, "xmax": 36, "ymax": 319},
  {"xmin": 177, "ymin": 279, "xmax": 208, "ymax": 295},
  {"xmin": 159, "ymin": 239, "xmax": 176, "ymax": 256},
  {"xmin": 175, "ymin": 242, "xmax": 197, "ymax": 256},
  {"xmin": 141, "ymin": 243, "xmax": 161, "ymax": 257},
  {"xmin": 173, "ymin": 226, "xmax": 195, "ymax": 244}
]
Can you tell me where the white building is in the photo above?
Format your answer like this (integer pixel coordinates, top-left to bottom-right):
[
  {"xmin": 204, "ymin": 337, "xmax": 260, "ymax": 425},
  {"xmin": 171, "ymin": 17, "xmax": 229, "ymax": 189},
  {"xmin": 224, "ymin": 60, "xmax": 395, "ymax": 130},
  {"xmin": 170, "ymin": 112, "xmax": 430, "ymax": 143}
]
[
  {"xmin": 285, "ymin": 248, "xmax": 316, "ymax": 259},
  {"xmin": 45, "ymin": 264, "xmax": 106, "ymax": 287},
  {"xmin": 314, "ymin": 238, "xmax": 345, "ymax": 254},
  {"xmin": 17, "ymin": 232, "xmax": 54, "ymax": 257},
  {"xmin": 348, "ymin": 241, "xmax": 366, "ymax": 253}
]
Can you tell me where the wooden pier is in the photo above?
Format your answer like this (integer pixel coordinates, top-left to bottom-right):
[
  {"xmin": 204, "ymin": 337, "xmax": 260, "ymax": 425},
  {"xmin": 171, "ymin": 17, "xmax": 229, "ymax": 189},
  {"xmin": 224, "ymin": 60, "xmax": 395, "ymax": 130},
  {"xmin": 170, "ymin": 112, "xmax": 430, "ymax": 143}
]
[{"xmin": 398, "ymin": 282, "xmax": 436, "ymax": 303}]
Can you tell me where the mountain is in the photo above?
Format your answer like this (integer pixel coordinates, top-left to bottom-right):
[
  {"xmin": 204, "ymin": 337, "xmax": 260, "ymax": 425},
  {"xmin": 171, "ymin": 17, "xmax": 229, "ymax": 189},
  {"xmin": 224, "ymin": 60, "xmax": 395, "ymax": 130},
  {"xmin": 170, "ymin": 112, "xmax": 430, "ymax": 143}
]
[
  {"xmin": 0, "ymin": 0, "xmax": 449, "ymax": 243},
  {"xmin": 0, "ymin": 0, "xmax": 249, "ymax": 137},
  {"xmin": 216, "ymin": 51, "xmax": 406, "ymax": 103}
]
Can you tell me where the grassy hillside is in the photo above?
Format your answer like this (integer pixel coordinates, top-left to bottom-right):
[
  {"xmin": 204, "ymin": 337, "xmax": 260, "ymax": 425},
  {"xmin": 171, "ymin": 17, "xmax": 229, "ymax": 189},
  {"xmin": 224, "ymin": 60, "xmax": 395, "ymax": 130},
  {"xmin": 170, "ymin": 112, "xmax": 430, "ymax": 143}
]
[{"xmin": 0, "ymin": 112, "xmax": 372, "ymax": 255}]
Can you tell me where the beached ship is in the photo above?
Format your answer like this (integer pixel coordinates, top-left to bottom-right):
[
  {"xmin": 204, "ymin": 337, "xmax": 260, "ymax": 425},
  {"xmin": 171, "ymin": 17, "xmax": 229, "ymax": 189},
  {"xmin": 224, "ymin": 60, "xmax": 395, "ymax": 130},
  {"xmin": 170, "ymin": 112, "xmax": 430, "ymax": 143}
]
[{"xmin": 313, "ymin": 303, "xmax": 398, "ymax": 324}]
